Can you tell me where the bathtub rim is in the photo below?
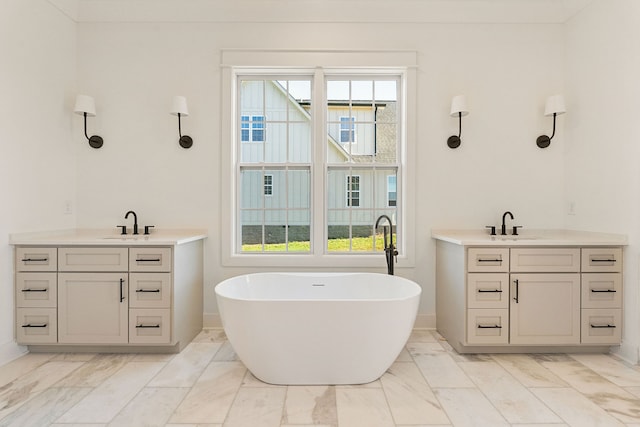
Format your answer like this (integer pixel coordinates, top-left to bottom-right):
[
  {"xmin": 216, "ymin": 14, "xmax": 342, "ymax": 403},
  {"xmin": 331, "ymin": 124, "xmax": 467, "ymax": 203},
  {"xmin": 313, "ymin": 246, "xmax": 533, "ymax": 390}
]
[{"xmin": 214, "ymin": 271, "xmax": 422, "ymax": 303}]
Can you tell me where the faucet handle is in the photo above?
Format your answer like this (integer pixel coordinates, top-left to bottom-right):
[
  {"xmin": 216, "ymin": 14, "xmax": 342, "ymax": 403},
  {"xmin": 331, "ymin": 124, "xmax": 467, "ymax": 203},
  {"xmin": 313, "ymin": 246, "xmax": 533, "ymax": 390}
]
[
  {"xmin": 144, "ymin": 225, "xmax": 155, "ymax": 235},
  {"xmin": 512, "ymin": 225, "xmax": 522, "ymax": 236},
  {"xmin": 117, "ymin": 225, "xmax": 127, "ymax": 235},
  {"xmin": 485, "ymin": 225, "xmax": 496, "ymax": 236}
]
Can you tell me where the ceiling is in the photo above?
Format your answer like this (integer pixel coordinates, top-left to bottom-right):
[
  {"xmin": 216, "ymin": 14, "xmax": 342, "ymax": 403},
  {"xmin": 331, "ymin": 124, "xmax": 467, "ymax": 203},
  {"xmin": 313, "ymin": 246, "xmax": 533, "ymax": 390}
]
[{"xmin": 47, "ymin": 0, "xmax": 596, "ymax": 24}]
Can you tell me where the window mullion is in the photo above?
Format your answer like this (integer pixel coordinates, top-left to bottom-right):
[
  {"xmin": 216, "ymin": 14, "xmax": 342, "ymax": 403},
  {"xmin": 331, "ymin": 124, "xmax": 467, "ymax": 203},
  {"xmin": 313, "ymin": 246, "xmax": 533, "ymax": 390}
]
[{"xmin": 312, "ymin": 68, "xmax": 326, "ymax": 256}]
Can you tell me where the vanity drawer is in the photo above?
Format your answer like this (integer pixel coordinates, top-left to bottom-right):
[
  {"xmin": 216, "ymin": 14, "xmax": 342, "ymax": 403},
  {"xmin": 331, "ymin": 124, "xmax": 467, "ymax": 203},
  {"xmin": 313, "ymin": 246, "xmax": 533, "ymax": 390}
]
[
  {"xmin": 581, "ymin": 309, "xmax": 621, "ymax": 344},
  {"xmin": 582, "ymin": 273, "xmax": 622, "ymax": 309},
  {"xmin": 129, "ymin": 247, "xmax": 172, "ymax": 272},
  {"xmin": 16, "ymin": 308, "xmax": 57, "ymax": 344},
  {"xmin": 129, "ymin": 309, "xmax": 171, "ymax": 344},
  {"xmin": 129, "ymin": 273, "xmax": 171, "ymax": 308},
  {"xmin": 510, "ymin": 248, "xmax": 580, "ymax": 272},
  {"xmin": 467, "ymin": 273, "xmax": 509, "ymax": 309},
  {"xmin": 467, "ymin": 309, "xmax": 508, "ymax": 344},
  {"xmin": 59, "ymin": 247, "xmax": 128, "ymax": 272},
  {"xmin": 581, "ymin": 248, "xmax": 622, "ymax": 273},
  {"xmin": 16, "ymin": 272, "xmax": 57, "ymax": 308},
  {"xmin": 467, "ymin": 248, "xmax": 509, "ymax": 272},
  {"xmin": 15, "ymin": 247, "xmax": 57, "ymax": 272}
]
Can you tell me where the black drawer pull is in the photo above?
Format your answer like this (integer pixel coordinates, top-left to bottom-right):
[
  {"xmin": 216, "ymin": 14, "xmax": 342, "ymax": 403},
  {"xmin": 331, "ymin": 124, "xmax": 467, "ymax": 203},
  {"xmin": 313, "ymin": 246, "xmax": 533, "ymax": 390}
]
[
  {"xmin": 21, "ymin": 258, "xmax": 48, "ymax": 262},
  {"xmin": 590, "ymin": 324, "xmax": 616, "ymax": 329},
  {"xmin": 21, "ymin": 288, "xmax": 48, "ymax": 292},
  {"xmin": 478, "ymin": 289, "xmax": 503, "ymax": 293},
  {"xmin": 477, "ymin": 259, "xmax": 501, "ymax": 263},
  {"xmin": 136, "ymin": 289, "xmax": 161, "ymax": 293},
  {"xmin": 590, "ymin": 259, "xmax": 616, "ymax": 263},
  {"xmin": 136, "ymin": 258, "xmax": 161, "ymax": 262},
  {"xmin": 136, "ymin": 324, "xmax": 161, "ymax": 328},
  {"xmin": 477, "ymin": 324, "xmax": 502, "ymax": 329},
  {"xmin": 591, "ymin": 289, "xmax": 617, "ymax": 293},
  {"xmin": 22, "ymin": 323, "xmax": 47, "ymax": 328}
]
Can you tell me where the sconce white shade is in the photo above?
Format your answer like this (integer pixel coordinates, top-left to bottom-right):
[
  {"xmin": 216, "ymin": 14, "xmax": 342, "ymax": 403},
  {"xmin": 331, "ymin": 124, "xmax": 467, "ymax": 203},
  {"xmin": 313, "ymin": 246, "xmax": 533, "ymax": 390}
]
[
  {"xmin": 74, "ymin": 95, "xmax": 96, "ymax": 117},
  {"xmin": 450, "ymin": 95, "xmax": 469, "ymax": 117},
  {"xmin": 544, "ymin": 95, "xmax": 566, "ymax": 116},
  {"xmin": 170, "ymin": 96, "xmax": 189, "ymax": 116}
]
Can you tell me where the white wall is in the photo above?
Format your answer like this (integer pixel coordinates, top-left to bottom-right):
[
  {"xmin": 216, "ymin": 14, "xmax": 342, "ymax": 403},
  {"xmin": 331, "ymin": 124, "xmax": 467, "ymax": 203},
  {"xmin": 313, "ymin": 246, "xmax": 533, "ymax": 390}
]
[
  {"xmin": 565, "ymin": 0, "xmax": 640, "ymax": 362},
  {"xmin": 0, "ymin": 0, "xmax": 77, "ymax": 363},
  {"xmin": 73, "ymin": 19, "xmax": 565, "ymax": 326}
]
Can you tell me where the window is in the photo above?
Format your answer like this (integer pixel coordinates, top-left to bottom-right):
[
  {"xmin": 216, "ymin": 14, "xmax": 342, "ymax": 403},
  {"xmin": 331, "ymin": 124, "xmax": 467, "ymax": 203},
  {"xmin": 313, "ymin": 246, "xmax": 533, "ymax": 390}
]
[
  {"xmin": 387, "ymin": 175, "xmax": 397, "ymax": 207},
  {"xmin": 340, "ymin": 116, "xmax": 355, "ymax": 143},
  {"xmin": 230, "ymin": 66, "xmax": 405, "ymax": 258},
  {"xmin": 241, "ymin": 115, "xmax": 265, "ymax": 142},
  {"xmin": 264, "ymin": 174, "xmax": 273, "ymax": 196},
  {"xmin": 346, "ymin": 175, "xmax": 360, "ymax": 207}
]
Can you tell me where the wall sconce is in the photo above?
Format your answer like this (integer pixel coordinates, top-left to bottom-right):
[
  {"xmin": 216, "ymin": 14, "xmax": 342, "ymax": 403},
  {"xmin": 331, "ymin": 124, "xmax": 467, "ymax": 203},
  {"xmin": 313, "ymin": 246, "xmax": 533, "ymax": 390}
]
[
  {"xmin": 170, "ymin": 96, "xmax": 193, "ymax": 149},
  {"xmin": 447, "ymin": 95, "xmax": 469, "ymax": 149},
  {"xmin": 536, "ymin": 95, "xmax": 566, "ymax": 148},
  {"xmin": 73, "ymin": 95, "xmax": 103, "ymax": 149}
]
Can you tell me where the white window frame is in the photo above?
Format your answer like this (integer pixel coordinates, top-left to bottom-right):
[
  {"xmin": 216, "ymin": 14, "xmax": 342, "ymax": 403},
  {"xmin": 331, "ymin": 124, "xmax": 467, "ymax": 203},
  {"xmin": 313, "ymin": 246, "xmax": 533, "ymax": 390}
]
[{"xmin": 220, "ymin": 49, "xmax": 417, "ymax": 268}]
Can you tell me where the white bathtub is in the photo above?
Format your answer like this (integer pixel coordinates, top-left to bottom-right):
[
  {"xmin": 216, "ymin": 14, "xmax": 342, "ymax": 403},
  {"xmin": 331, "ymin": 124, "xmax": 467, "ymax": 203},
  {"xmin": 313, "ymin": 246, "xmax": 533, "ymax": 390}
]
[{"xmin": 215, "ymin": 272, "xmax": 421, "ymax": 385}]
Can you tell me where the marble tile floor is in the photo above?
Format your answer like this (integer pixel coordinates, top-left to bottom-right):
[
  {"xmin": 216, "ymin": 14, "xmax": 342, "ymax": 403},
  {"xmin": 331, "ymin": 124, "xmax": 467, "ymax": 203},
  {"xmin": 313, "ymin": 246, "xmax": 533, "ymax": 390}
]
[{"xmin": 2, "ymin": 329, "xmax": 640, "ymax": 426}]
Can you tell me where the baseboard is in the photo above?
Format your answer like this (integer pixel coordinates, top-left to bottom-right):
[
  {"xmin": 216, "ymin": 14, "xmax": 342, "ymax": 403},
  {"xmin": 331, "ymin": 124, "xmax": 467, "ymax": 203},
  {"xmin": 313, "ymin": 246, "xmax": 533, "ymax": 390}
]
[
  {"xmin": 204, "ymin": 312, "xmax": 435, "ymax": 330},
  {"xmin": 204, "ymin": 313, "xmax": 222, "ymax": 328},
  {"xmin": 0, "ymin": 340, "xmax": 27, "ymax": 367},
  {"xmin": 413, "ymin": 313, "xmax": 436, "ymax": 329}
]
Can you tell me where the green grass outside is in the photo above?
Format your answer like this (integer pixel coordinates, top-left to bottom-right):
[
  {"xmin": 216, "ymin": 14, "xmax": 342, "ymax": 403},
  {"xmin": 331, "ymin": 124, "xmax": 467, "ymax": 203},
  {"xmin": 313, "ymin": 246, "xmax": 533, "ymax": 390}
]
[{"xmin": 242, "ymin": 234, "xmax": 392, "ymax": 252}]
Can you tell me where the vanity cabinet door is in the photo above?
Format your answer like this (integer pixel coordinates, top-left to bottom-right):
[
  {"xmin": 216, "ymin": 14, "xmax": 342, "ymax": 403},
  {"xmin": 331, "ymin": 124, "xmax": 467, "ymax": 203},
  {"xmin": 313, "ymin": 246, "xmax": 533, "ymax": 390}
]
[
  {"xmin": 58, "ymin": 272, "xmax": 128, "ymax": 344},
  {"xmin": 509, "ymin": 273, "xmax": 580, "ymax": 345}
]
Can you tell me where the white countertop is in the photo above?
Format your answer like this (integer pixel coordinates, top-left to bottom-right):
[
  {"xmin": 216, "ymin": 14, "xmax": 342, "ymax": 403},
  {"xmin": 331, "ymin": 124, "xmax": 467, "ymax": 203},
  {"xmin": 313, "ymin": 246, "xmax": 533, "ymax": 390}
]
[
  {"xmin": 9, "ymin": 228, "xmax": 208, "ymax": 246},
  {"xmin": 431, "ymin": 229, "xmax": 627, "ymax": 247}
]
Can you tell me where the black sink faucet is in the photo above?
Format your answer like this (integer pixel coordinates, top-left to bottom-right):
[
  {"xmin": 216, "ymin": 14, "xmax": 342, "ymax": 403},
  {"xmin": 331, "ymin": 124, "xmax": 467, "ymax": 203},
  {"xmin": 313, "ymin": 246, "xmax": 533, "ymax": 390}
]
[
  {"xmin": 125, "ymin": 210, "xmax": 138, "ymax": 235},
  {"xmin": 501, "ymin": 211, "xmax": 514, "ymax": 236}
]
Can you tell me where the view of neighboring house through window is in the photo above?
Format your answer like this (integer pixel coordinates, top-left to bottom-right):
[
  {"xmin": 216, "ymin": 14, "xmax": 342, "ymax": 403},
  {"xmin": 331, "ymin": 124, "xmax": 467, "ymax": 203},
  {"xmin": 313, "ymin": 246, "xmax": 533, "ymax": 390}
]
[{"xmin": 236, "ymin": 72, "xmax": 401, "ymax": 254}]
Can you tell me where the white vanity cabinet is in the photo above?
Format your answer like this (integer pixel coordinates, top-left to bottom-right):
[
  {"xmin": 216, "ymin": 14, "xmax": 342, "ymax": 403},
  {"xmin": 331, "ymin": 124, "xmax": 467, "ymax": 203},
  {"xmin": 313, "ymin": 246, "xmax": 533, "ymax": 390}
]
[
  {"xmin": 434, "ymin": 230, "xmax": 625, "ymax": 353},
  {"xmin": 13, "ymin": 230, "xmax": 205, "ymax": 353}
]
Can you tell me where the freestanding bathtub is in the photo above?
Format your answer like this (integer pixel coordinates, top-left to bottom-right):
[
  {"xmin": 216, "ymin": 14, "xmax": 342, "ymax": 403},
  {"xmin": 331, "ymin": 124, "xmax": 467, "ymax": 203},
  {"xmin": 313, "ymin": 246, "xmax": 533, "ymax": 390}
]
[{"xmin": 215, "ymin": 272, "xmax": 421, "ymax": 385}]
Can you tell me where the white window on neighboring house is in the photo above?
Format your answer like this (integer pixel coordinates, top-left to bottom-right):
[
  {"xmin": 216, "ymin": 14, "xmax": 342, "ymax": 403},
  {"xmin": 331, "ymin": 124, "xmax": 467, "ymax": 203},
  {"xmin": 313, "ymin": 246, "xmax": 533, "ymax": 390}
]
[
  {"xmin": 346, "ymin": 175, "xmax": 360, "ymax": 207},
  {"xmin": 387, "ymin": 175, "xmax": 397, "ymax": 207},
  {"xmin": 264, "ymin": 174, "xmax": 273, "ymax": 196},
  {"xmin": 340, "ymin": 116, "xmax": 356, "ymax": 143},
  {"xmin": 241, "ymin": 115, "xmax": 265, "ymax": 142}
]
